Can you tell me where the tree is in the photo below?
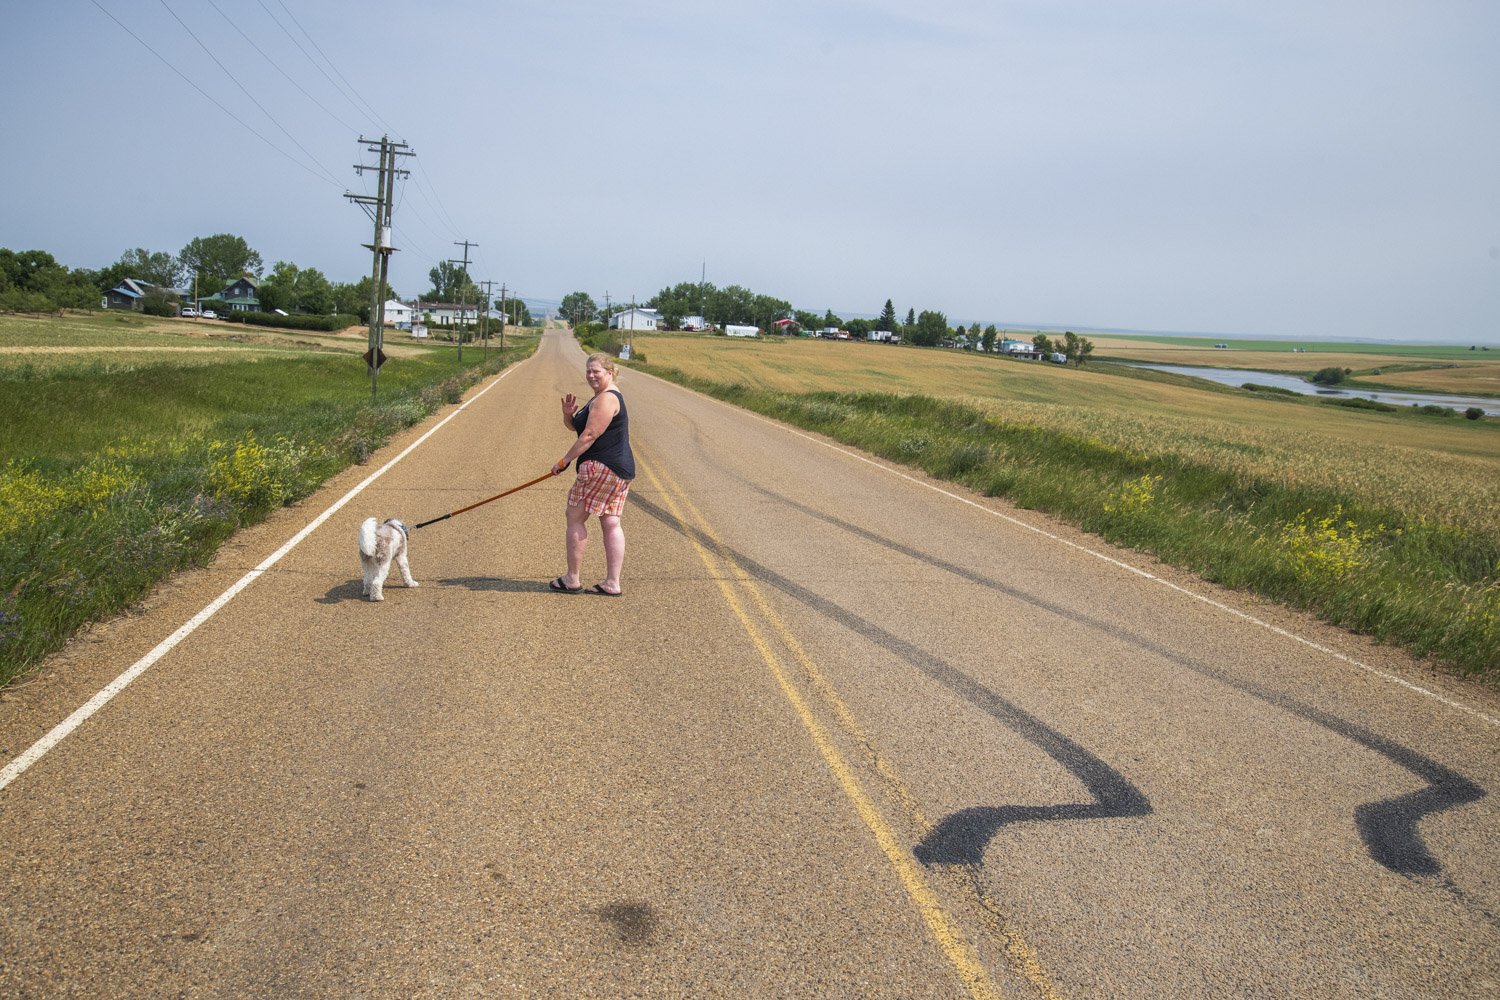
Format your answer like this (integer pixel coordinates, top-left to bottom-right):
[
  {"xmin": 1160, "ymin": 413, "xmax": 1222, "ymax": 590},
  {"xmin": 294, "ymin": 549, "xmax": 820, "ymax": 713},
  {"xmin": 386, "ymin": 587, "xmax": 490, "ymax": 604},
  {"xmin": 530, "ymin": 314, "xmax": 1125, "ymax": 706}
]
[
  {"xmin": 647, "ymin": 281, "xmax": 712, "ymax": 329},
  {"xmin": 794, "ymin": 309, "xmax": 822, "ymax": 331},
  {"xmin": 94, "ymin": 248, "xmax": 182, "ymax": 292},
  {"xmin": 559, "ymin": 291, "xmax": 597, "ymax": 326},
  {"xmin": 426, "ymin": 261, "xmax": 477, "ymax": 304},
  {"xmin": 910, "ymin": 309, "xmax": 948, "ymax": 347},
  {"xmin": 878, "ymin": 299, "xmax": 898, "ymax": 333},
  {"xmin": 1059, "ymin": 331, "xmax": 1095, "ymax": 366},
  {"xmin": 706, "ymin": 284, "xmax": 755, "ymax": 326},
  {"xmin": 823, "ymin": 309, "xmax": 844, "ymax": 330},
  {"xmin": 982, "ymin": 325, "xmax": 997, "ymax": 353},
  {"xmin": 751, "ymin": 294, "xmax": 792, "ymax": 331},
  {"xmin": 1033, "ymin": 333, "xmax": 1054, "ymax": 357},
  {"xmin": 180, "ymin": 234, "xmax": 262, "ymax": 296},
  {"xmin": 1311, "ymin": 366, "xmax": 1351, "ymax": 385},
  {"xmin": 904, "ymin": 308, "xmax": 916, "ymax": 333},
  {"xmin": 257, "ymin": 261, "xmax": 334, "ymax": 314},
  {"xmin": 0, "ymin": 248, "xmax": 99, "ymax": 311}
]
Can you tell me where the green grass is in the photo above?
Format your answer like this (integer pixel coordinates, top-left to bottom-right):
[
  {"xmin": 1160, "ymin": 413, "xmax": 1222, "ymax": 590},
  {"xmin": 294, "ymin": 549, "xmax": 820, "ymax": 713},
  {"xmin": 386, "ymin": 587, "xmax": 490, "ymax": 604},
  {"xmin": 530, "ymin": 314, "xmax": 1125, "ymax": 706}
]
[
  {"xmin": 0, "ymin": 313, "xmax": 539, "ymax": 686},
  {"xmin": 640, "ymin": 363, "xmax": 1500, "ymax": 678}
]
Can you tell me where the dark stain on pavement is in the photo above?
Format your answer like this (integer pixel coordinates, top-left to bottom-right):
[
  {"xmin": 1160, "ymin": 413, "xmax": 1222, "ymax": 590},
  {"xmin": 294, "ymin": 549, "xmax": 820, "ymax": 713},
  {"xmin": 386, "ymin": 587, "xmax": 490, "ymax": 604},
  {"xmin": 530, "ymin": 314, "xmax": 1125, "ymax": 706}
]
[
  {"xmin": 597, "ymin": 900, "xmax": 660, "ymax": 946},
  {"xmin": 439, "ymin": 577, "xmax": 551, "ymax": 593}
]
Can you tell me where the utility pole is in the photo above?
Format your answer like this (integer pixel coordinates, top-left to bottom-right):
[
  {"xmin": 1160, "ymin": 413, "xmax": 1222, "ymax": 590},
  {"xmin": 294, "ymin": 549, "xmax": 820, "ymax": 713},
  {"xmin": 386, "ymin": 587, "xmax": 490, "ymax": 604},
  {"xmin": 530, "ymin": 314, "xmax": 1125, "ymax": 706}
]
[
  {"xmin": 479, "ymin": 279, "xmax": 495, "ymax": 364},
  {"xmin": 448, "ymin": 240, "xmax": 476, "ymax": 364},
  {"xmin": 346, "ymin": 135, "xmax": 412, "ymax": 402},
  {"xmin": 499, "ymin": 284, "xmax": 507, "ymax": 353}
]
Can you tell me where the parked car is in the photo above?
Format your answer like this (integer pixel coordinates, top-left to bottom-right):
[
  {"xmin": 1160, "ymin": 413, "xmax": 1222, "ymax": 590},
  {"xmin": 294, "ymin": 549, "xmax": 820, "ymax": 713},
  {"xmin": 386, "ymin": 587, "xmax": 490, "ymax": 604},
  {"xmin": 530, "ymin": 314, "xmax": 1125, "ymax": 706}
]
[
  {"xmin": 180, "ymin": 306, "xmax": 198, "ymax": 318},
  {"xmin": 202, "ymin": 309, "xmax": 218, "ymax": 320}
]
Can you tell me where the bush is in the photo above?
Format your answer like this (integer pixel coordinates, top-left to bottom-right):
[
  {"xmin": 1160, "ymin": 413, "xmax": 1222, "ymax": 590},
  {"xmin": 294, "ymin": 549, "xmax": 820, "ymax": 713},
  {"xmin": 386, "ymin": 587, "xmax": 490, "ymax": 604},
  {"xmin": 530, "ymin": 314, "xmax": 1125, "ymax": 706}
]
[
  {"xmin": 1325, "ymin": 397, "xmax": 1398, "ymax": 412},
  {"xmin": 223, "ymin": 311, "xmax": 360, "ymax": 332},
  {"xmin": 1465, "ymin": 408, "xmax": 1485, "ymax": 421},
  {"xmin": 1311, "ymin": 366, "xmax": 1351, "ymax": 385}
]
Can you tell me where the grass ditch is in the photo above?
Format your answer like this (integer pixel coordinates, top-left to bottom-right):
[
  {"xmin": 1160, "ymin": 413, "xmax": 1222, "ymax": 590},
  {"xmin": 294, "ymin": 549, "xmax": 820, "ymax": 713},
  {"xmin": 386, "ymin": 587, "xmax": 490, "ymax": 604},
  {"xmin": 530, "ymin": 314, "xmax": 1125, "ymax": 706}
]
[
  {"xmin": 0, "ymin": 335, "xmax": 538, "ymax": 687},
  {"xmin": 645, "ymin": 367, "xmax": 1499, "ymax": 678}
]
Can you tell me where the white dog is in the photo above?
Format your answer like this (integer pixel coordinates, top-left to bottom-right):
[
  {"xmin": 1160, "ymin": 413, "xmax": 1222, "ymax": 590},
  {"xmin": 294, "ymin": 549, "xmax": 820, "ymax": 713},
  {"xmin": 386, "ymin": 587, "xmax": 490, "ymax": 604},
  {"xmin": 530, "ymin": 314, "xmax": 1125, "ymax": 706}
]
[{"xmin": 358, "ymin": 517, "xmax": 418, "ymax": 601}]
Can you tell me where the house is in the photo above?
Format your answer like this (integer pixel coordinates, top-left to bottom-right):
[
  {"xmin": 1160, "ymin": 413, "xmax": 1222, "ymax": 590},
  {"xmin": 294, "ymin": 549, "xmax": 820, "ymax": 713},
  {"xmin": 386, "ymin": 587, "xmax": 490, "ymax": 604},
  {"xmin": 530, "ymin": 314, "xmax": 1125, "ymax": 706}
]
[
  {"xmin": 724, "ymin": 324, "xmax": 758, "ymax": 337},
  {"xmin": 383, "ymin": 299, "xmax": 413, "ymax": 329},
  {"xmin": 772, "ymin": 318, "xmax": 800, "ymax": 335},
  {"xmin": 198, "ymin": 275, "xmax": 259, "ymax": 314},
  {"xmin": 104, "ymin": 278, "xmax": 166, "ymax": 310},
  {"xmin": 610, "ymin": 307, "xmax": 659, "ymax": 331},
  {"xmin": 414, "ymin": 301, "xmax": 477, "ymax": 327},
  {"xmin": 1002, "ymin": 339, "xmax": 1041, "ymax": 360}
]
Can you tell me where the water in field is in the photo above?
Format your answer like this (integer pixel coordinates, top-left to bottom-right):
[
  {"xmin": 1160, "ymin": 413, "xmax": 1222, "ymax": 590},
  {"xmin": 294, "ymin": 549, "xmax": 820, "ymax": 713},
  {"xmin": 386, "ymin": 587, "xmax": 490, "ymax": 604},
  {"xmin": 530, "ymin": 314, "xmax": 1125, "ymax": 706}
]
[{"xmin": 1131, "ymin": 364, "xmax": 1500, "ymax": 416}]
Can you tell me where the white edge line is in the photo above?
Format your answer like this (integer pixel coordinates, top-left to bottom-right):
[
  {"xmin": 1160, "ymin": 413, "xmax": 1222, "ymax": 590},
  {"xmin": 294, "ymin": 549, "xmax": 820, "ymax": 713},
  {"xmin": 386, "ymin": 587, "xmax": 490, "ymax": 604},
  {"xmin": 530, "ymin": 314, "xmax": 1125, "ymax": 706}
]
[
  {"xmin": 651, "ymin": 373, "xmax": 1500, "ymax": 731},
  {"xmin": 0, "ymin": 366, "xmax": 519, "ymax": 794}
]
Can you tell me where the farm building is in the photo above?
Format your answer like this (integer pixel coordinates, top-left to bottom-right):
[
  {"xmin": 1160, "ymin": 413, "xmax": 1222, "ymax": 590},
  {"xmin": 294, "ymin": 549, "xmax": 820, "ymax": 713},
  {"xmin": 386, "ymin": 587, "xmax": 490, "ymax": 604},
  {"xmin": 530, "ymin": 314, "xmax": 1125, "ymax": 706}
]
[
  {"xmin": 610, "ymin": 308, "xmax": 659, "ymax": 331},
  {"xmin": 414, "ymin": 302, "xmax": 477, "ymax": 327},
  {"xmin": 103, "ymin": 278, "xmax": 178, "ymax": 310},
  {"xmin": 383, "ymin": 299, "xmax": 413, "ymax": 329},
  {"xmin": 198, "ymin": 275, "xmax": 260, "ymax": 314}
]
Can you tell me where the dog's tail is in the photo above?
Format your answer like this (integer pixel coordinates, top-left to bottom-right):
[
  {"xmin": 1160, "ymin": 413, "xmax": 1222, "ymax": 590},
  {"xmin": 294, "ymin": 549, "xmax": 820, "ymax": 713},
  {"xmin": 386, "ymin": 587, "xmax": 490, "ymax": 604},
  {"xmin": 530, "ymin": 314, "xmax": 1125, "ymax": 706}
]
[{"xmin": 358, "ymin": 517, "xmax": 380, "ymax": 557}]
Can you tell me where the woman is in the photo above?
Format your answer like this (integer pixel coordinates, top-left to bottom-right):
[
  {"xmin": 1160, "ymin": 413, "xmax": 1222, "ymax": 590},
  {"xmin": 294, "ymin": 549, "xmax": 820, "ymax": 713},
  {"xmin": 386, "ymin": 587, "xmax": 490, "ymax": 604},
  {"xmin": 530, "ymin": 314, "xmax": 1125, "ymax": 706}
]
[{"xmin": 548, "ymin": 352, "xmax": 635, "ymax": 596}]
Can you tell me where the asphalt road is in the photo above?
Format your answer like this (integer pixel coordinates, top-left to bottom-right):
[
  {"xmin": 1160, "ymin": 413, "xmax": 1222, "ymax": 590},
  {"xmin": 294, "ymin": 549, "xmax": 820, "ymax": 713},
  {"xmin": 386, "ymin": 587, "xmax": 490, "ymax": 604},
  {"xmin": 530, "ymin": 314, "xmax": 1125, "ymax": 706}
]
[{"xmin": 2, "ymin": 325, "xmax": 1498, "ymax": 998}]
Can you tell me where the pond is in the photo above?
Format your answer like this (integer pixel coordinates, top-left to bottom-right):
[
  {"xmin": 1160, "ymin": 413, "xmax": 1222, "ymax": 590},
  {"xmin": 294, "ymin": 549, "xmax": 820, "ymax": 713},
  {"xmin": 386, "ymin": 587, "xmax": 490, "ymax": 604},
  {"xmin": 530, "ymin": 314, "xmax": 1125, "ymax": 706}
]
[{"xmin": 1129, "ymin": 364, "xmax": 1500, "ymax": 417}]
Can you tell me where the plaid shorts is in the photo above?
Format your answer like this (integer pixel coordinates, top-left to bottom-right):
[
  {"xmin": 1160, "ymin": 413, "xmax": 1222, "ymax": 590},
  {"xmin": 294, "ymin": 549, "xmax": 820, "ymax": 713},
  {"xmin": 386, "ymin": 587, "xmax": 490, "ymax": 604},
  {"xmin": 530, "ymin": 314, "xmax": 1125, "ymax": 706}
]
[{"xmin": 567, "ymin": 460, "xmax": 632, "ymax": 517}]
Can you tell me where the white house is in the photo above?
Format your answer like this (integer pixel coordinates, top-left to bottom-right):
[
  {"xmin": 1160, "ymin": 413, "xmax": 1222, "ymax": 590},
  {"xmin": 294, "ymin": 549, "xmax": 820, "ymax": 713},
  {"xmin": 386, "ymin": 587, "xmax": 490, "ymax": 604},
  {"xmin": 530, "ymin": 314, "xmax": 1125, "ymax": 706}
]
[
  {"xmin": 1002, "ymin": 339, "xmax": 1040, "ymax": 359},
  {"xmin": 383, "ymin": 299, "xmax": 413, "ymax": 329},
  {"xmin": 724, "ymin": 324, "xmax": 759, "ymax": 337},
  {"xmin": 415, "ymin": 301, "xmax": 477, "ymax": 327},
  {"xmin": 610, "ymin": 307, "xmax": 659, "ymax": 331}
]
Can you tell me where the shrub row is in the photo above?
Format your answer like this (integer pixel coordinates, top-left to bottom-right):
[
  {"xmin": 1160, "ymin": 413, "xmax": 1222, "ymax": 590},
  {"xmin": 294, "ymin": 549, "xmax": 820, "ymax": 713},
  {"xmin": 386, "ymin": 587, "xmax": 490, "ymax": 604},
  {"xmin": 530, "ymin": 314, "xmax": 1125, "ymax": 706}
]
[{"xmin": 223, "ymin": 311, "xmax": 360, "ymax": 332}]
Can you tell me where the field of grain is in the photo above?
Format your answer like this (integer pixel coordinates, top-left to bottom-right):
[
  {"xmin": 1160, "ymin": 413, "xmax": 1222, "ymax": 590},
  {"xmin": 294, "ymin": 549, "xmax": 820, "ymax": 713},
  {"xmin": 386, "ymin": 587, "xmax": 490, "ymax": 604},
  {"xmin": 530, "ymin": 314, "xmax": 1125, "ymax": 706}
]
[
  {"xmin": 0, "ymin": 310, "xmax": 441, "ymax": 373},
  {"xmin": 636, "ymin": 334, "xmax": 1500, "ymax": 538},
  {"xmin": 1079, "ymin": 333, "xmax": 1500, "ymax": 394}
]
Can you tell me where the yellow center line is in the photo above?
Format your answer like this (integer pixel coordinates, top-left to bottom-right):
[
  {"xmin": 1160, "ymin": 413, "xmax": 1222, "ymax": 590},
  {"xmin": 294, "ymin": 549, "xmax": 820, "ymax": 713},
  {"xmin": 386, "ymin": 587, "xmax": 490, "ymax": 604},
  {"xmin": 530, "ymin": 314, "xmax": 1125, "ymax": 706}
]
[
  {"xmin": 641, "ymin": 458, "xmax": 1001, "ymax": 1000},
  {"xmin": 654, "ymin": 467, "xmax": 1065, "ymax": 1000}
]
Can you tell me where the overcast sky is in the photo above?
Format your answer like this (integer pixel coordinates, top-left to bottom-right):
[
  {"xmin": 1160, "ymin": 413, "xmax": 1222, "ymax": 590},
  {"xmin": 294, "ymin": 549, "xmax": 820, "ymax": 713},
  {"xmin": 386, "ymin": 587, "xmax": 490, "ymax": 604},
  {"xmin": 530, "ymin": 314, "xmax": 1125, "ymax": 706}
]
[{"xmin": 5, "ymin": 1, "xmax": 1497, "ymax": 341}]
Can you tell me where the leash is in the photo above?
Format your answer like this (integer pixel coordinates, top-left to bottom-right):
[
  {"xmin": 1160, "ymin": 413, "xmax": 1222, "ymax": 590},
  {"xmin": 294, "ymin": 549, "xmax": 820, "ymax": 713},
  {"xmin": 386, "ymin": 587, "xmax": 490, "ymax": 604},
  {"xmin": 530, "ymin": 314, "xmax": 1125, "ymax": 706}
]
[{"xmin": 411, "ymin": 470, "xmax": 559, "ymax": 530}]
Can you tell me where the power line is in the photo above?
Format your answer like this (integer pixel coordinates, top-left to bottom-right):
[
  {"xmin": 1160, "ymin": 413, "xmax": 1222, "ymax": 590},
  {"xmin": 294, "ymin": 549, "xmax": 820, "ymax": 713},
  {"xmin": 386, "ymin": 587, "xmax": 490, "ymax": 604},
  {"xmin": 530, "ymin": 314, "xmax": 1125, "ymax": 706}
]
[
  {"xmin": 252, "ymin": 0, "xmax": 383, "ymax": 135},
  {"xmin": 269, "ymin": 0, "xmax": 400, "ymax": 138},
  {"xmin": 88, "ymin": 0, "xmax": 342, "ymax": 190},
  {"xmin": 201, "ymin": 0, "xmax": 360, "ymax": 135},
  {"xmin": 155, "ymin": 0, "xmax": 344, "ymax": 188}
]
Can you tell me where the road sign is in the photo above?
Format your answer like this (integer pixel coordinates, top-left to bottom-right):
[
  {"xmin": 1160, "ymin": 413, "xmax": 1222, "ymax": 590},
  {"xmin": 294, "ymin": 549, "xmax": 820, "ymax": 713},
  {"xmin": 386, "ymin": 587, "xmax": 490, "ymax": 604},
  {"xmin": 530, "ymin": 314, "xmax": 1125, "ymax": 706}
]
[{"xmin": 363, "ymin": 348, "xmax": 387, "ymax": 371}]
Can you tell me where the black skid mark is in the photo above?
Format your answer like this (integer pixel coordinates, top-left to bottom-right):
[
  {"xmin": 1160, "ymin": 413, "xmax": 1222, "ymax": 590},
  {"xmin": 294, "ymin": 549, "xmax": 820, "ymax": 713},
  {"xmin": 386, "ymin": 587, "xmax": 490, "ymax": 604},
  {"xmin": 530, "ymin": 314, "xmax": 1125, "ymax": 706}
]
[
  {"xmin": 1296, "ymin": 704, "xmax": 1483, "ymax": 877},
  {"xmin": 737, "ymin": 485, "xmax": 1487, "ymax": 879},
  {"xmin": 635, "ymin": 495, "xmax": 1150, "ymax": 867}
]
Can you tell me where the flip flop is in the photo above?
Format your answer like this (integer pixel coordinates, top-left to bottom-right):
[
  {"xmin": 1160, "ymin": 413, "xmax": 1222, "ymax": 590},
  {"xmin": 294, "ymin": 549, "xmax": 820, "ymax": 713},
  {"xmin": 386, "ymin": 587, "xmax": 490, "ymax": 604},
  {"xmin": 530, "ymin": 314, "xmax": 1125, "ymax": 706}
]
[
  {"xmin": 549, "ymin": 577, "xmax": 583, "ymax": 593},
  {"xmin": 586, "ymin": 584, "xmax": 623, "ymax": 597}
]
